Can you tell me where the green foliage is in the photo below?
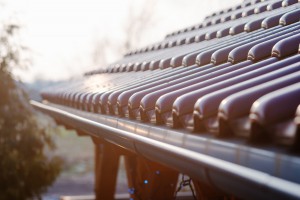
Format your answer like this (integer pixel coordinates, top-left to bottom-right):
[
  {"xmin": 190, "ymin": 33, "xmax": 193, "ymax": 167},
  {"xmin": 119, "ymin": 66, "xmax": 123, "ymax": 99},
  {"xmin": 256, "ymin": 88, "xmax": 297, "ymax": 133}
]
[{"xmin": 0, "ymin": 21, "xmax": 61, "ymax": 200}]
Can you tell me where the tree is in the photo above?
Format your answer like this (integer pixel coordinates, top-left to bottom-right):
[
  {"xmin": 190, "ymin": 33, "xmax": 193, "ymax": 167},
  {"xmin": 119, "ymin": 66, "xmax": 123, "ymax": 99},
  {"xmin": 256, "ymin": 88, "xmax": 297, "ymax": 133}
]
[{"xmin": 0, "ymin": 20, "xmax": 61, "ymax": 200}]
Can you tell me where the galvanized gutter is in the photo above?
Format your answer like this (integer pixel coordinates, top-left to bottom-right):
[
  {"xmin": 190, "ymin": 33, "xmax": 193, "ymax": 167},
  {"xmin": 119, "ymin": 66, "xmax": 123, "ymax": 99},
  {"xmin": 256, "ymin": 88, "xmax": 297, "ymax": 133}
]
[{"xmin": 31, "ymin": 100, "xmax": 300, "ymax": 200}]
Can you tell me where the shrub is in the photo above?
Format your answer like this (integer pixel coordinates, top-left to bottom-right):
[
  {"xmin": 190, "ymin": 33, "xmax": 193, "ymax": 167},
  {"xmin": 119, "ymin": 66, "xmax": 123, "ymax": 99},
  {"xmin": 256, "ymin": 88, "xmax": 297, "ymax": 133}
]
[{"xmin": 0, "ymin": 22, "xmax": 61, "ymax": 200}]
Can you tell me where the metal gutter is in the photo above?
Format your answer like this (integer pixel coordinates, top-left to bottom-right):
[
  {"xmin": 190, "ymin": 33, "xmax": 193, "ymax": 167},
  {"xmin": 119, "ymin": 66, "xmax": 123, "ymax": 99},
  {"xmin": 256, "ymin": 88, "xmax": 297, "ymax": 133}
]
[{"xmin": 31, "ymin": 100, "xmax": 300, "ymax": 200}]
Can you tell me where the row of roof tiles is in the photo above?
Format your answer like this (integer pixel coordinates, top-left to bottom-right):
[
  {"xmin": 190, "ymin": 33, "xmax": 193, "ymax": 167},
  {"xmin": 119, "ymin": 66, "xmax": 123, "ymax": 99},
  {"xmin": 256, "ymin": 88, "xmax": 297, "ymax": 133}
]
[
  {"xmin": 42, "ymin": 1, "xmax": 300, "ymax": 155},
  {"xmin": 82, "ymin": 2, "xmax": 300, "ymax": 75},
  {"xmin": 120, "ymin": 0, "xmax": 299, "ymax": 57}
]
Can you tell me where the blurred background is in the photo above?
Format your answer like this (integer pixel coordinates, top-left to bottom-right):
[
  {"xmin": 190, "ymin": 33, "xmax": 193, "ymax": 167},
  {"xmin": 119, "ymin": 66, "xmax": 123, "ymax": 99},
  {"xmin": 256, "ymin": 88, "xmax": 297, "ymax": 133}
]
[
  {"xmin": 0, "ymin": 0, "xmax": 241, "ymax": 199},
  {"xmin": 5, "ymin": 0, "xmax": 240, "ymax": 83}
]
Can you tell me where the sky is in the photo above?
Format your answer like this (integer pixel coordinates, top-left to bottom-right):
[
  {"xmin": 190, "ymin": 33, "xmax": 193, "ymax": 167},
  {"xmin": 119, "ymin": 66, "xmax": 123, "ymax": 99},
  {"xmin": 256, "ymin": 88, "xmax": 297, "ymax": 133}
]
[{"xmin": 4, "ymin": 0, "xmax": 240, "ymax": 83}]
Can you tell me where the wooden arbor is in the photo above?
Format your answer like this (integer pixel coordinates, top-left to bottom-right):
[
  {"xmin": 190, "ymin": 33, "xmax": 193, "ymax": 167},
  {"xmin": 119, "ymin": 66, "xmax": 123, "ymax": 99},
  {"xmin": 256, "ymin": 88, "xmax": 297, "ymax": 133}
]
[{"xmin": 91, "ymin": 136, "xmax": 227, "ymax": 200}]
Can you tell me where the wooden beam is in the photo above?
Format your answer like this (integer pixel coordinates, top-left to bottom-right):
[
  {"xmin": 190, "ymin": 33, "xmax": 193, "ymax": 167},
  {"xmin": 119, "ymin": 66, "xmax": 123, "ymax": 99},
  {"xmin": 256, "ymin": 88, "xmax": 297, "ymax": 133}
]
[{"xmin": 93, "ymin": 138, "xmax": 121, "ymax": 200}]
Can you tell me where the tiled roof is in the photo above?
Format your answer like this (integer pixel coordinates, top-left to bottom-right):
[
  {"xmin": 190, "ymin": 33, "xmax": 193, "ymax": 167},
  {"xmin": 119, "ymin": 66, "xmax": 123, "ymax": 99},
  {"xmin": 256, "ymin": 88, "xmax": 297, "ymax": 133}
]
[{"xmin": 33, "ymin": 0, "xmax": 300, "ymax": 199}]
